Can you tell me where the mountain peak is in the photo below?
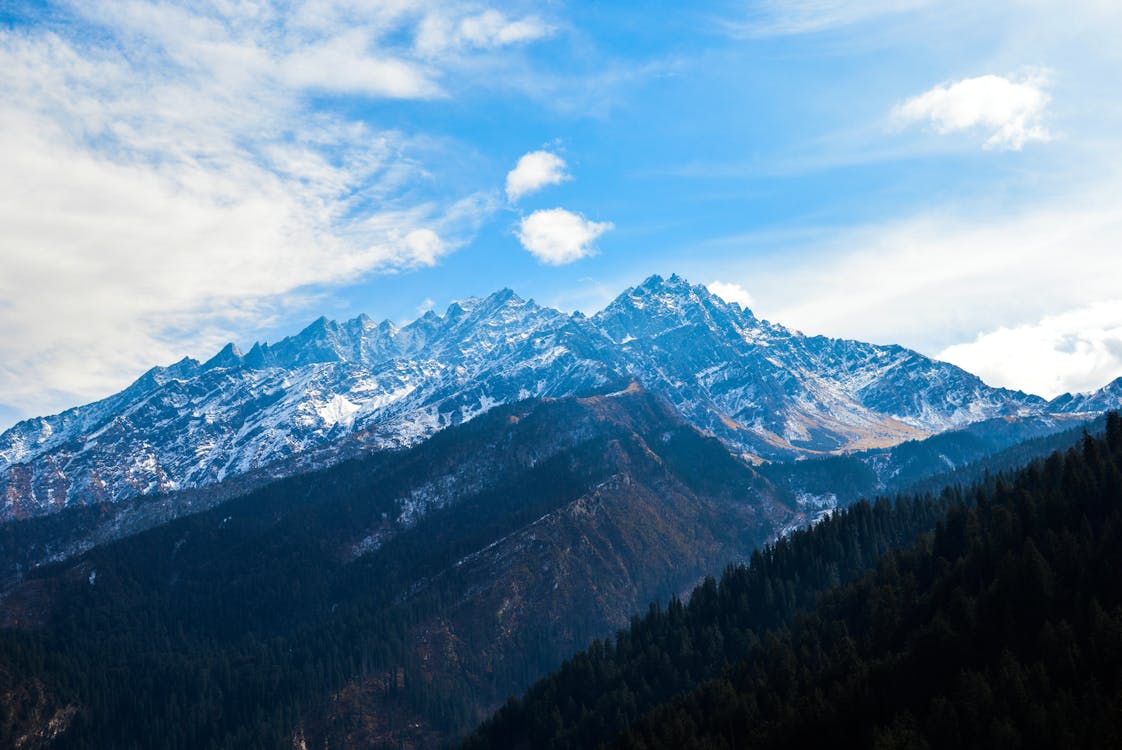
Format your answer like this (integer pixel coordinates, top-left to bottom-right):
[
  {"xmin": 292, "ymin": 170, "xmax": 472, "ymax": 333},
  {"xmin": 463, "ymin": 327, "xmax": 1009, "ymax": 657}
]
[
  {"xmin": 4, "ymin": 274, "xmax": 1099, "ymax": 525},
  {"xmin": 445, "ymin": 299, "xmax": 478, "ymax": 318},
  {"xmin": 596, "ymin": 273, "xmax": 741, "ymax": 342},
  {"xmin": 634, "ymin": 273, "xmax": 693, "ymax": 295},
  {"xmin": 299, "ymin": 315, "xmax": 332, "ymax": 336},
  {"xmin": 202, "ymin": 342, "xmax": 245, "ymax": 371}
]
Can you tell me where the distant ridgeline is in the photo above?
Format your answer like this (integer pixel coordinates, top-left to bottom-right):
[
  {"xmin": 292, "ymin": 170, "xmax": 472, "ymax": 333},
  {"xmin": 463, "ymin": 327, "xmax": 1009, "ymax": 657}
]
[{"xmin": 467, "ymin": 413, "xmax": 1122, "ymax": 750}]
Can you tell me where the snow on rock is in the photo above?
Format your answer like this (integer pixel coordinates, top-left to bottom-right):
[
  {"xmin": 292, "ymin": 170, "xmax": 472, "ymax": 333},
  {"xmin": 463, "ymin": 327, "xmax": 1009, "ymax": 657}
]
[{"xmin": 0, "ymin": 275, "xmax": 1102, "ymax": 523}]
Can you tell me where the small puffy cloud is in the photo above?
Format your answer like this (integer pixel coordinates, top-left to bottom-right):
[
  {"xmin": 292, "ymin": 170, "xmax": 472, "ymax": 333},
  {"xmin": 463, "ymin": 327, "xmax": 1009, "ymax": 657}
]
[
  {"xmin": 893, "ymin": 72, "xmax": 1051, "ymax": 150},
  {"xmin": 937, "ymin": 302, "xmax": 1122, "ymax": 398},
  {"xmin": 505, "ymin": 150, "xmax": 570, "ymax": 202},
  {"xmin": 401, "ymin": 228, "xmax": 445, "ymax": 266},
  {"xmin": 416, "ymin": 9, "xmax": 553, "ymax": 56},
  {"xmin": 417, "ymin": 297, "xmax": 436, "ymax": 315},
  {"xmin": 517, "ymin": 208, "xmax": 612, "ymax": 265},
  {"xmin": 707, "ymin": 281, "xmax": 754, "ymax": 309}
]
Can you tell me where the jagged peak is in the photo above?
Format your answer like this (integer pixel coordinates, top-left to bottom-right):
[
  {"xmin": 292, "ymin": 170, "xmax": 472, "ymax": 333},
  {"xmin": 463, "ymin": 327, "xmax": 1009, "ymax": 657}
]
[
  {"xmin": 614, "ymin": 273, "xmax": 716, "ymax": 306},
  {"xmin": 1100, "ymin": 375, "xmax": 1122, "ymax": 391},
  {"xmin": 445, "ymin": 298, "xmax": 478, "ymax": 318},
  {"xmin": 488, "ymin": 287, "xmax": 520, "ymax": 303},
  {"xmin": 438, "ymin": 289, "xmax": 535, "ymax": 326},
  {"xmin": 595, "ymin": 273, "xmax": 752, "ymax": 341},
  {"xmin": 344, "ymin": 312, "xmax": 376, "ymax": 331},
  {"xmin": 297, "ymin": 315, "xmax": 333, "ymax": 338},
  {"xmin": 143, "ymin": 356, "xmax": 201, "ymax": 385},
  {"xmin": 202, "ymin": 342, "xmax": 245, "ymax": 371},
  {"xmin": 242, "ymin": 341, "xmax": 267, "ymax": 367}
]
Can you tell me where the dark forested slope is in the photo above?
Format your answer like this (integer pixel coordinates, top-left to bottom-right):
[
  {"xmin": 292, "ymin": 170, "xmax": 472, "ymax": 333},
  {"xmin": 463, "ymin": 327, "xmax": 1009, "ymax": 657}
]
[
  {"xmin": 0, "ymin": 386, "xmax": 787, "ymax": 749},
  {"xmin": 466, "ymin": 490, "xmax": 952, "ymax": 750},
  {"xmin": 469, "ymin": 415, "xmax": 1122, "ymax": 750}
]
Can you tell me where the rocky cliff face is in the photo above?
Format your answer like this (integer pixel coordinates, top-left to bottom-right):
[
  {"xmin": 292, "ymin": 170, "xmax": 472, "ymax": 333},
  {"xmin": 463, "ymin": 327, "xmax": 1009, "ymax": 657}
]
[{"xmin": 4, "ymin": 274, "xmax": 1108, "ymax": 523}]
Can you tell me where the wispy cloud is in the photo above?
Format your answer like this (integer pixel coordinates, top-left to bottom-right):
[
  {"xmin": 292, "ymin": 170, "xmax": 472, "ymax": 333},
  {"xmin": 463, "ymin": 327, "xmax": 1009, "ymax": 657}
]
[
  {"xmin": 506, "ymin": 150, "xmax": 570, "ymax": 202},
  {"xmin": 893, "ymin": 71, "xmax": 1052, "ymax": 150},
  {"xmin": 416, "ymin": 8, "xmax": 554, "ymax": 57},
  {"xmin": 0, "ymin": 1, "xmax": 550, "ymax": 422},
  {"xmin": 708, "ymin": 171, "xmax": 1122, "ymax": 396},
  {"xmin": 517, "ymin": 208, "xmax": 613, "ymax": 265},
  {"xmin": 725, "ymin": 0, "xmax": 933, "ymax": 37}
]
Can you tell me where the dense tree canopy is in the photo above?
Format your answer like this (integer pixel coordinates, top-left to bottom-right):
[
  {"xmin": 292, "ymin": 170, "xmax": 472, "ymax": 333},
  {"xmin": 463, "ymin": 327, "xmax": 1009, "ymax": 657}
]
[{"xmin": 469, "ymin": 414, "xmax": 1122, "ymax": 750}]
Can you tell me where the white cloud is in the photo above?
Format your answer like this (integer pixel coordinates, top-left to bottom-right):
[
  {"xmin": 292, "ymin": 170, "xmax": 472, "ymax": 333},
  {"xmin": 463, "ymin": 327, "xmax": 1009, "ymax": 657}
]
[
  {"xmin": 281, "ymin": 31, "xmax": 441, "ymax": 98},
  {"xmin": 893, "ymin": 72, "xmax": 1052, "ymax": 150},
  {"xmin": 517, "ymin": 208, "xmax": 613, "ymax": 265},
  {"xmin": 401, "ymin": 228, "xmax": 446, "ymax": 266},
  {"xmin": 505, "ymin": 150, "xmax": 570, "ymax": 202},
  {"xmin": 720, "ymin": 180, "xmax": 1122, "ymax": 397},
  {"xmin": 938, "ymin": 302, "xmax": 1122, "ymax": 398},
  {"xmin": 416, "ymin": 9, "xmax": 553, "ymax": 57},
  {"xmin": 707, "ymin": 281, "xmax": 754, "ymax": 309},
  {"xmin": 0, "ymin": 1, "xmax": 559, "ymax": 423}
]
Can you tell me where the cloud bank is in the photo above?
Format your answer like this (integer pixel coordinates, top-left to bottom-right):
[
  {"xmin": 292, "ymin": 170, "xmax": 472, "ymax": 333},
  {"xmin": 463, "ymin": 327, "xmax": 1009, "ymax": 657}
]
[
  {"xmin": 0, "ymin": 1, "xmax": 551, "ymax": 423},
  {"xmin": 938, "ymin": 302, "xmax": 1122, "ymax": 399}
]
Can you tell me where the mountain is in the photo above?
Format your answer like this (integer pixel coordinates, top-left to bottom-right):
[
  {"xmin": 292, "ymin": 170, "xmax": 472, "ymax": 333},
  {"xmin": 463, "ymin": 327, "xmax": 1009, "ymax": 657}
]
[
  {"xmin": 1047, "ymin": 375, "xmax": 1122, "ymax": 413},
  {"xmin": 3, "ymin": 274, "xmax": 1110, "ymax": 523},
  {"xmin": 761, "ymin": 412, "xmax": 1096, "ymax": 517},
  {"xmin": 593, "ymin": 275, "xmax": 1043, "ymax": 454},
  {"xmin": 466, "ymin": 414, "xmax": 1122, "ymax": 750},
  {"xmin": 0, "ymin": 386, "xmax": 788, "ymax": 749},
  {"xmin": 0, "ymin": 291, "xmax": 621, "ymax": 522}
]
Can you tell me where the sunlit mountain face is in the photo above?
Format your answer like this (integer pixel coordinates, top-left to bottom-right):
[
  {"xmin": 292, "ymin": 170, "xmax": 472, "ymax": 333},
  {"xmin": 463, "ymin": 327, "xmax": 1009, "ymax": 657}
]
[{"xmin": 8, "ymin": 274, "xmax": 1115, "ymax": 523}]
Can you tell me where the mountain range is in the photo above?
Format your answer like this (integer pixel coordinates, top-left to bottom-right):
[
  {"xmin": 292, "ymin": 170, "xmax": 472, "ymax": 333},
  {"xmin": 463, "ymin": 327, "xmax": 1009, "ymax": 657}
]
[
  {"xmin": 3, "ymin": 274, "xmax": 1120, "ymax": 524},
  {"xmin": 3, "ymin": 274, "xmax": 1121, "ymax": 748}
]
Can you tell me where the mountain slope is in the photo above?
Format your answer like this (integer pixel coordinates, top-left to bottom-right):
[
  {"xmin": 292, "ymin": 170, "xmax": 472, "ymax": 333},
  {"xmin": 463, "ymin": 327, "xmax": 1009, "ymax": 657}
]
[
  {"xmin": 465, "ymin": 493, "xmax": 952, "ymax": 750},
  {"xmin": 763, "ymin": 412, "xmax": 1095, "ymax": 516},
  {"xmin": 467, "ymin": 414, "xmax": 1122, "ymax": 750},
  {"xmin": 4, "ymin": 274, "xmax": 1104, "ymax": 523},
  {"xmin": 592, "ymin": 275, "xmax": 1044, "ymax": 456},
  {"xmin": 0, "ymin": 386, "xmax": 788, "ymax": 749},
  {"xmin": 1048, "ymin": 375, "xmax": 1122, "ymax": 414},
  {"xmin": 609, "ymin": 414, "xmax": 1122, "ymax": 750}
]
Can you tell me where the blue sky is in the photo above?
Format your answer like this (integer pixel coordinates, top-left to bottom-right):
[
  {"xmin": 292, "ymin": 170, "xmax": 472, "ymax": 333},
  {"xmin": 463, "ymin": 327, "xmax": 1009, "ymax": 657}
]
[{"xmin": 2, "ymin": 0, "xmax": 1122, "ymax": 429}]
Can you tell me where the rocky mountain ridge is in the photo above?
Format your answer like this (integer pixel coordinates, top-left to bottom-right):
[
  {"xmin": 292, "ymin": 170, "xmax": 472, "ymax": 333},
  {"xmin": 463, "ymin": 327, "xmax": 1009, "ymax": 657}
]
[{"xmin": 2, "ymin": 274, "xmax": 1116, "ymax": 522}]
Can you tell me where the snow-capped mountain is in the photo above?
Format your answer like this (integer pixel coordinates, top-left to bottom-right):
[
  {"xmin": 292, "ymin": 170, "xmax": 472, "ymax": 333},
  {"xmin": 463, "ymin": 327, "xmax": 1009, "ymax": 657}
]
[
  {"xmin": 1, "ymin": 274, "xmax": 1113, "ymax": 522},
  {"xmin": 1047, "ymin": 376, "xmax": 1122, "ymax": 414},
  {"xmin": 593, "ymin": 275, "xmax": 1046, "ymax": 456}
]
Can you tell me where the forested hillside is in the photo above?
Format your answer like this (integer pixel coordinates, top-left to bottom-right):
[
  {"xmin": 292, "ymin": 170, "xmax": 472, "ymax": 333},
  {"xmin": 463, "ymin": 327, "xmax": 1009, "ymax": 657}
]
[
  {"xmin": 467, "ymin": 489, "xmax": 953, "ymax": 749},
  {"xmin": 0, "ymin": 388, "xmax": 786, "ymax": 749},
  {"xmin": 468, "ymin": 415, "xmax": 1122, "ymax": 750}
]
